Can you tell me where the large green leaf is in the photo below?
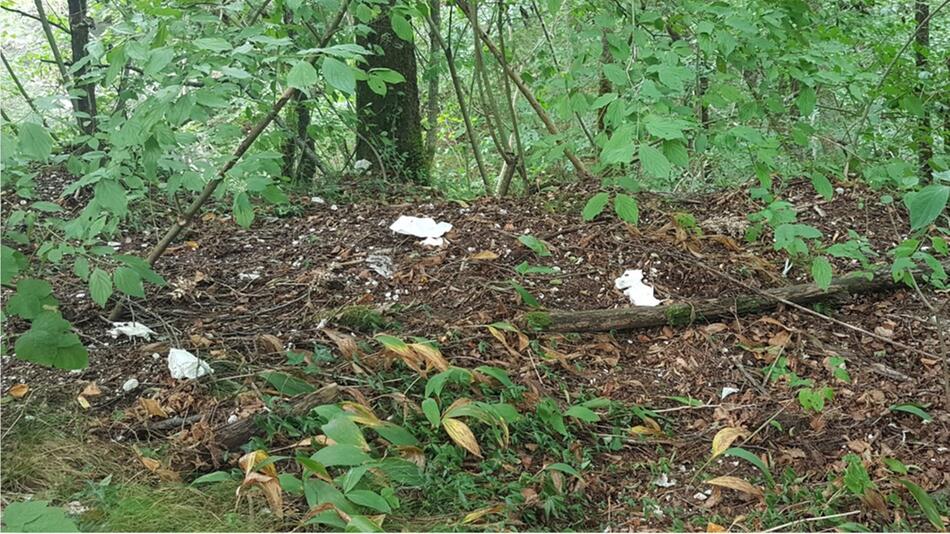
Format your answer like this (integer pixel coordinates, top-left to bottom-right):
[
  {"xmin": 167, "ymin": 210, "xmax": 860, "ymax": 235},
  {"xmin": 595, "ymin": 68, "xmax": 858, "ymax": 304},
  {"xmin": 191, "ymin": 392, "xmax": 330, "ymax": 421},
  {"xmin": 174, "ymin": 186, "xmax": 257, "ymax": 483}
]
[
  {"xmin": 600, "ymin": 130, "xmax": 635, "ymax": 165},
  {"xmin": 322, "ymin": 415, "xmax": 367, "ymax": 449},
  {"xmin": 5, "ymin": 279, "xmax": 57, "ymax": 319},
  {"xmin": 904, "ymin": 185, "xmax": 948, "ymax": 231},
  {"xmin": 582, "ymin": 192, "xmax": 610, "ymax": 221},
  {"xmin": 1, "ymin": 500, "xmax": 78, "ymax": 532},
  {"xmin": 18, "ymin": 123, "xmax": 52, "ymax": 161},
  {"xmin": 390, "ymin": 14, "xmax": 413, "ymax": 41},
  {"xmin": 639, "ymin": 144, "xmax": 671, "ymax": 178},
  {"xmin": 233, "ymin": 192, "xmax": 254, "ymax": 228},
  {"xmin": 614, "ymin": 193, "xmax": 639, "ymax": 224},
  {"xmin": 899, "ymin": 479, "xmax": 944, "ymax": 530},
  {"xmin": 322, "ymin": 57, "xmax": 356, "ymax": 95},
  {"xmin": 811, "ymin": 256, "xmax": 832, "ymax": 290},
  {"xmin": 89, "ymin": 268, "xmax": 113, "ymax": 307},
  {"xmin": 345, "ymin": 489, "xmax": 391, "ymax": 513},
  {"xmin": 14, "ymin": 311, "xmax": 88, "ymax": 369},
  {"xmin": 311, "ymin": 444, "xmax": 370, "ymax": 467},
  {"xmin": 263, "ymin": 371, "xmax": 316, "ymax": 397},
  {"xmin": 288, "ymin": 60, "xmax": 319, "ymax": 90},
  {"xmin": 114, "ymin": 266, "xmax": 145, "ymax": 297}
]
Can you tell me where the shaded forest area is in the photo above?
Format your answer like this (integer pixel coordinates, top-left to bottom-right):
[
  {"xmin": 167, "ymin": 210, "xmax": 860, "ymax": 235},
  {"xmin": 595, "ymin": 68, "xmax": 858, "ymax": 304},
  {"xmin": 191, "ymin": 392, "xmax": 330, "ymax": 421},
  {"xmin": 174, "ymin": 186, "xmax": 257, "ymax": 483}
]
[{"xmin": 1, "ymin": 0, "xmax": 948, "ymax": 531}]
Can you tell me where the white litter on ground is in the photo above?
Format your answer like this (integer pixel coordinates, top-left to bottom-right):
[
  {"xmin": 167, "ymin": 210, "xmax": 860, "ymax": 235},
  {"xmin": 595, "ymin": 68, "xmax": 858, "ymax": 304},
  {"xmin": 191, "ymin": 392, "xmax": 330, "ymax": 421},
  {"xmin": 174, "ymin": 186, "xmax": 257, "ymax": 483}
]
[
  {"xmin": 354, "ymin": 159, "xmax": 372, "ymax": 172},
  {"xmin": 122, "ymin": 378, "xmax": 140, "ymax": 392},
  {"xmin": 653, "ymin": 473, "xmax": 677, "ymax": 487},
  {"xmin": 107, "ymin": 322, "xmax": 157, "ymax": 340},
  {"xmin": 389, "ymin": 215, "xmax": 452, "ymax": 240},
  {"xmin": 167, "ymin": 348, "xmax": 214, "ymax": 380},
  {"xmin": 238, "ymin": 272, "xmax": 261, "ymax": 281},
  {"xmin": 614, "ymin": 269, "xmax": 661, "ymax": 306},
  {"xmin": 721, "ymin": 386, "xmax": 740, "ymax": 399},
  {"xmin": 419, "ymin": 236, "xmax": 445, "ymax": 247},
  {"xmin": 365, "ymin": 254, "xmax": 394, "ymax": 278}
]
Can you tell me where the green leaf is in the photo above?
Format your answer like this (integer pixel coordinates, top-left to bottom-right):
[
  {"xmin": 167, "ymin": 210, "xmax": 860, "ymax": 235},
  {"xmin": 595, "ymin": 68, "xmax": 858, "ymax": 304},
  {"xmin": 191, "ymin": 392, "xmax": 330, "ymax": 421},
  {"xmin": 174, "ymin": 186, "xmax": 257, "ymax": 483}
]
[
  {"xmin": 724, "ymin": 447, "xmax": 774, "ymax": 486},
  {"xmin": 582, "ymin": 192, "xmax": 610, "ymax": 221},
  {"xmin": 191, "ymin": 471, "xmax": 233, "ymax": 485},
  {"xmin": 373, "ymin": 422, "xmax": 419, "ymax": 446},
  {"xmin": 600, "ymin": 131, "xmax": 635, "ymax": 165},
  {"xmin": 888, "ymin": 403, "xmax": 933, "ymax": 422},
  {"xmin": 345, "ymin": 515, "xmax": 383, "ymax": 533},
  {"xmin": 340, "ymin": 465, "xmax": 368, "ymax": 493},
  {"xmin": 639, "ymin": 144, "xmax": 671, "ymax": 178},
  {"xmin": 810, "ymin": 173, "xmax": 834, "ymax": 200},
  {"xmin": 311, "ymin": 444, "xmax": 370, "ymax": 467},
  {"xmin": 546, "ymin": 463, "xmax": 582, "ymax": 478},
  {"xmin": 811, "ymin": 256, "xmax": 832, "ymax": 290},
  {"xmin": 375, "ymin": 334, "xmax": 409, "ymax": 353},
  {"xmin": 89, "ymin": 268, "xmax": 113, "ymax": 307},
  {"xmin": 372, "ymin": 68, "xmax": 404, "ymax": 84},
  {"xmin": 474, "ymin": 366, "xmax": 516, "ymax": 389},
  {"xmin": 390, "ymin": 14, "xmax": 413, "ymax": 41},
  {"xmin": 644, "ymin": 115, "xmax": 689, "ymax": 140},
  {"xmin": 346, "ymin": 489, "xmax": 391, "ymax": 513},
  {"xmin": 421, "ymin": 398, "xmax": 441, "ymax": 428},
  {"xmin": 296, "ymin": 456, "xmax": 331, "ymax": 480},
  {"xmin": 564, "ymin": 405, "xmax": 599, "ymax": 423},
  {"xmin": 510, "ymin": 280, "xmax": 540, "ymax": 308},
  {"xmin": 796, "ymin": 86, "xmax": 816, "ymax": 116},
  {"xmin": 194, "ymin": 37, "xmax": 232, "ymax": 51},
  {"xmin": 14, "ymin": 311, "xmax": 88, "ymax": 369},
  {"xmin": 322, "ymin": 415, "xmax": 368, "ymax": 449},
  {"xmin": 30, "ymin": 201, "xmax": 63, "ymax": 212},
  {"xmin": 614, "ymin": 193, "xmax": 639, "ymax": 224},
  {"xmin": 904, "ymin": 185, "xmax": 949, "ymax": 231},
  {"xmin": 143, "ymin": 47, "xmax": 175, "ymax": 77},
  {"xmin": 514, "ymin": 262, "xmax": 557, "ymax": 275},
  {"xmin": 17, "ymin": 123, "xmax": 52, "ymax": 161},
  {"xmin": 6, "ymin": 279, "xmax": 57, "ymax": 320},
  {"xmin": 287, "ymin": 60, "xmax": 319, "ymax": 90},
  {"xmin": 1, "ymin": 245, "xmax": 26, "ymax": 285},
  {"xmin": 262, "ymin": 371, "xmax": 316, "ymax": 396},
  {"xmin": 1, "ymin": 500, "xmax": 78, "ymax": 532},
  {"xmin": 662, "ymin": 140, "xmax": 689, "ymax": 167},
  {"xmin": 94, "ymin": 179, "xmax": 128, "ymax": 217},
  {"xmin": 322, "ymin": 57, "xmax": 356, "ymax": 95},
  {"xmin": 233, "ymin": 192, "xmax": 254, "ymax": 228},
  {"xmin": 114, "ymin": 266, "xmax": 145, "ymax": 298},
  {"xmin": 518, "ymin": 235, "xmax": 551, "ymax": 256},
  {"xmin": 899, "ymin": 479, "xmax": 945, "ymax": 530}
]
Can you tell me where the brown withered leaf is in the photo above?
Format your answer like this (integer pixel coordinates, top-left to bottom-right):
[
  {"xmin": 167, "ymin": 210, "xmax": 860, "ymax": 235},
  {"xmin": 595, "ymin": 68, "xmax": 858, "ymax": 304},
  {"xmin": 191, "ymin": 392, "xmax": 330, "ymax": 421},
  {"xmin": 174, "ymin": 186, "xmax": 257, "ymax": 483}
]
[
  {"xmin": 706, "ymin": 522, "xmax": 728, "ymax": 532},
  {"xmin": 706, "ymin": 475, "xmax": 764, "ymax": 498},
  {"xmin": 323, "ymin": 329, "xmax": 360, "ymax": 359},
  {"xmin": 140, "ymin": 397, "xmax": 168, "ymax": 418},
  {"xmin": 259, "ymin": 334, "xmax": 283, "ymax": 354},
  {"xmin": 469, "ymin": 250, "xmax": 499, "ymax": 261},
  {"xmin": 711, "ymin": 427, "xmax": 749, "ymax": 457},
  {"xmin": 81, "ymin": 382, "xmax": 102, "ymax": 397},
  {"xmin": 462, "ymin": 504, "xmax": 505, "ymax": 524},
  {"xmin": 8, "ymin": 384, "xmax": 29, "ymax": 399},
  {"xmin": 190, "ymin": 334, "xmax": 212, "ymax": 348}
]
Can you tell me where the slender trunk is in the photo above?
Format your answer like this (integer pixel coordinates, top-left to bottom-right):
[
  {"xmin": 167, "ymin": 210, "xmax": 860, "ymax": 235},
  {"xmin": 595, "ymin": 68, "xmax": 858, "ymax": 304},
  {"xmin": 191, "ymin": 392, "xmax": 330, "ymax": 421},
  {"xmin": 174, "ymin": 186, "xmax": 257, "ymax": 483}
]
[
  {"xmin": 426, "ymin": 12, "xmax": 491, "ymax": 191},
  {"xmin": 497, "ymin": 0, "xmax": 528, "ymax": 196},
  {"xmin": 597, "ymin": 28, "xmax": 611, "ymax": 133},
  {"xmin": 67, "ymin": 0, "xmax": 96, "ymax": 134},
  {"xmin": 1, "ymin": 51, "xmax": 53, "ymax": 133},
  {"xmin": 355, "ymin": 0, "xmax": 426, "ymax": 181},
  {"xmin": 33, "ymin": 0, "xmax": 68, "ymax": 83},
  {"xmin": 455, "ymin": 0, "xmax": 592, "ymax": 181},
  {"xmin": 425, "ymin": 0, "xmax": 441, "ymax": 164},
  {"xmin": 915, "ymin": 1, "xmax": 932, "ymax": 182}
]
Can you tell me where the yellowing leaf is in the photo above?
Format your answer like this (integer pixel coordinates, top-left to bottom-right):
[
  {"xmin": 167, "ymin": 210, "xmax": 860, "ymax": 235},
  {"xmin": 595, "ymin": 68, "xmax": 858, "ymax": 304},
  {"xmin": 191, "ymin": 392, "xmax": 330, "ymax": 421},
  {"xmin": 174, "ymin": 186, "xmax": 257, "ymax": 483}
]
[
  {"xmin": 409, "ymin": 343, "xmax": 450, "ymax": 372},
  {"xmin": 8, "ymin": 384, "xmax": 29, "ymax": 399},
  {"xmin": 462, "ymin": 504, "xmax": 505, "ymax": 524},
  {"xmin": 340, "ymin": 401, "xmax": 382, "ymax": 427},
  {"xmin": 470, "ymin": 250, "xmax": 499, "ymax": 261},
  {"xmin": 711, "ymin": 427, "xmax": 748, "ymax": 457},
  {"xmin": 630, "ymin": 417, "xmax": 664, "ymax": 437},
  {"xmin": 77, "ymin": 395, "xmax": 91, "ymax": 410},
  {"xmin": 706, "ymin": 475, "xmax": 763, "ymax": 498},
  {"xmin": 237, "ymin": 450, "xmax": 284, "ymax": 518},
  {"xmin": 706, "ymin": 522, "xmax": 727, "ymax": 532},
  {"xmin": 139, "ymin": 397, "xmax": 168, "ymax": 418},
  {"xmin": 397, "ymin": 445, "xmax": 426, "ymax": 468},
  {"xmin": 442, "ymin": 417, "xmax": 482, "ymax": 457},
  {"xmin": 239, "ymin": 449, "xmax": 278, "ymax": 478}
]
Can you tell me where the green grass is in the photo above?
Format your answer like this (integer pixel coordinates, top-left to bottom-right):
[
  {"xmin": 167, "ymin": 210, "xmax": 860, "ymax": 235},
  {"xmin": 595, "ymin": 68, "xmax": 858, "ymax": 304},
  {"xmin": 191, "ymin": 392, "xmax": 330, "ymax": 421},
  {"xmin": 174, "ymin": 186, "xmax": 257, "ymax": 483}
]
[{"xmin": 1, "ymin": 404, "xmax": 277, "ymax": 532}]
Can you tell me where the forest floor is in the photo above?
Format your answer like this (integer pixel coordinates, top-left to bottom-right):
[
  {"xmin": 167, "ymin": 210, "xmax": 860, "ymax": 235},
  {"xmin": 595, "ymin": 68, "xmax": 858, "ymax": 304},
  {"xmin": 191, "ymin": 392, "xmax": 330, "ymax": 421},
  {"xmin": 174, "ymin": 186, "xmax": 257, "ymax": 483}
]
[{"xmin": 2, "ymin": 171, "xmax": 948, "ymax": 532}]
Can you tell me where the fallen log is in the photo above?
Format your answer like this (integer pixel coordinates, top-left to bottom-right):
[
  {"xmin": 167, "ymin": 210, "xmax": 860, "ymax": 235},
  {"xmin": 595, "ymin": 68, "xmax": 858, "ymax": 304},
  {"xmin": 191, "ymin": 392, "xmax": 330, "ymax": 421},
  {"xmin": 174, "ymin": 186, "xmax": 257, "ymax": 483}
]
[
  {"xmin": 212, "ymin": 382, "xmax": 339, "ymax": 451},
  {"xmin": 523, "ymin": 264, "xmax": 946, "ymax": 333}
]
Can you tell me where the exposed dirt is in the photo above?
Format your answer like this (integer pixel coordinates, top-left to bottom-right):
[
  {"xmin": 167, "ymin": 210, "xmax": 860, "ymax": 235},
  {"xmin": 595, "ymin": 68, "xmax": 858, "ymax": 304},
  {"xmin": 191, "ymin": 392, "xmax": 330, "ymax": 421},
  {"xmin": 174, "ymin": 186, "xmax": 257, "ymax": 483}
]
[{"xmin": 2, "ymin": 171, "xmax": 947, "ymax": 530}]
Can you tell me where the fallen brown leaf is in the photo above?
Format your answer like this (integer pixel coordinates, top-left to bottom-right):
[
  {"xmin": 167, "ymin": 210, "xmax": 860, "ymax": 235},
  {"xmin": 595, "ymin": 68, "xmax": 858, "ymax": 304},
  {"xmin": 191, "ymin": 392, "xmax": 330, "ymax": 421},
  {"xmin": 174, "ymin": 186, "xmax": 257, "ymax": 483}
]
[{"xmin": 8, "ymin": 384, "xmax": 29, "ymax": 399}]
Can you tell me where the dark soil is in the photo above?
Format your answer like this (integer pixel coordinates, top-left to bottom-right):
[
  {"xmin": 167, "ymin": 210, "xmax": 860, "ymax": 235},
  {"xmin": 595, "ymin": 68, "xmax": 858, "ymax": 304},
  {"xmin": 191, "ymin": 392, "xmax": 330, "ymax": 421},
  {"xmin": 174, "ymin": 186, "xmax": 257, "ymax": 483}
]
[{"xmin": 2, "ymin": 170, "xmax": 947, "ymax": 530}]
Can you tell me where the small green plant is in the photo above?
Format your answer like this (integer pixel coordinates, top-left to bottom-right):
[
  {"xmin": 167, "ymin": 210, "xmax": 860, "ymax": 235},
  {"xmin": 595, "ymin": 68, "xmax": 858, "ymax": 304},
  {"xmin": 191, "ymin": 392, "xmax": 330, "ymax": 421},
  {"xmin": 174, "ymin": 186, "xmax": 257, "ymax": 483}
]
[{"xmin": 0, "ymin": 500, "xmax": 79, "ymax": 532}]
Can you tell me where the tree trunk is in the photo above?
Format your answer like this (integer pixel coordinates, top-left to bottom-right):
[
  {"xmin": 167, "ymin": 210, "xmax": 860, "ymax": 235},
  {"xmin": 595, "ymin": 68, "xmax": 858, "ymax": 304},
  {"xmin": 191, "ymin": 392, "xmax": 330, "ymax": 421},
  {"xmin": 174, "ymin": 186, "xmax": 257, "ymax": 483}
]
[
  {"xmin": 425, "ymin": 0, "xmax": 440, "ymax": 164},
  {"xmin": 915, "ymin": 1, "xmax": 932, "ymax": 182},
  {"xmin": 355, "ymin": 0, "xmax": 426, "ymax": 181},
  {"xmin": 67, "ymin": 0, "xmax": 96, "ymax": 134},
  {"xmin": 523, "ymin": 263, "xmax": 948, "ymax": 333}
]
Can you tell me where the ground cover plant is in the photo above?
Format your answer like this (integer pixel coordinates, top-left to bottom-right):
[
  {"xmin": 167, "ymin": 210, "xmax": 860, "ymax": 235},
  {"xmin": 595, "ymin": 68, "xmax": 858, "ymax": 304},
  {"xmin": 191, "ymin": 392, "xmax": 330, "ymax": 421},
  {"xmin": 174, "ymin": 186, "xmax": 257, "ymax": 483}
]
[{"xmin": 1, "ymin": 0, "xmax": 948, "ymax": 531}]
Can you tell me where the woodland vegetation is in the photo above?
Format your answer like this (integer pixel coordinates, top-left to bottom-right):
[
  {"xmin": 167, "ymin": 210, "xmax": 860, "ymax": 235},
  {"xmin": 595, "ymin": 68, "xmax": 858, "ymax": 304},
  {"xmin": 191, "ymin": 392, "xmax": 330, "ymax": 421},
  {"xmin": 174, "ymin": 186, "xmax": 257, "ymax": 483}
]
[{"xmin": 0, "ymin": 0, "xmax": 948, "ymax": 531}]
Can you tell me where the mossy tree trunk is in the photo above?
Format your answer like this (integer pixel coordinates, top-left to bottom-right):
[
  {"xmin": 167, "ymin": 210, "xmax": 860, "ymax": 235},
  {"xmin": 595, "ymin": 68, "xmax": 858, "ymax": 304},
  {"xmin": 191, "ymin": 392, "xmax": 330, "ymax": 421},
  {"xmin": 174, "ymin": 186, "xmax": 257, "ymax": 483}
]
[{"xmin": 355, "ymin": 0, "xmax": 426, "ymax": 181}]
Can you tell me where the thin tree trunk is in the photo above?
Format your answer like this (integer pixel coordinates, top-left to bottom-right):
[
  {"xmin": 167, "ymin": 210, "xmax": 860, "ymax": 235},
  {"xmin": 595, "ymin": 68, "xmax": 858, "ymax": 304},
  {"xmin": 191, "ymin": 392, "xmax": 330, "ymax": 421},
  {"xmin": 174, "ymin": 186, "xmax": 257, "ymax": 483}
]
[
  {"xmin": 67, "ymin": 0, "xmax": 96, "ymax": 134},
  {"xmin": 915, "ymin": 0, "xmax": 932, "ymax": 182},
  {"xmin": 425, "ymin": 0, "xmax": 441, "ymax": 164},
  {"xmin": 426, "ymin": 12, "xmax": 492, "ymax": 191},
  {"xmin": 496, "ymin": 1, "xmax": 528, "ymax": 196},
  {"xmin": 597, "ymin": 28, "xmax": 611, "ymax": 133},
  {"xmin": 1, "ymin": 51, "xmax": 55, "ymax": 134},
  {"xmin": 455, "ymin": 0, "xmax": 592, "ymax": 181},
  {"xmin": 33, "ymin": 0, "xmax": 68, "ymax": 83}
]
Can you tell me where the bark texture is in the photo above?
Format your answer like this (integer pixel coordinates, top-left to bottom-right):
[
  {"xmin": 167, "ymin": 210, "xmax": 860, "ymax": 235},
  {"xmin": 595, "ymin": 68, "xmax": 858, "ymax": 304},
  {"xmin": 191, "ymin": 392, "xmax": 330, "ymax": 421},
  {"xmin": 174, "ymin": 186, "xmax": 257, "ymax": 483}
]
[{"xmin": 356, "ymin": 1, "xmax": 426, "ymax": 181}]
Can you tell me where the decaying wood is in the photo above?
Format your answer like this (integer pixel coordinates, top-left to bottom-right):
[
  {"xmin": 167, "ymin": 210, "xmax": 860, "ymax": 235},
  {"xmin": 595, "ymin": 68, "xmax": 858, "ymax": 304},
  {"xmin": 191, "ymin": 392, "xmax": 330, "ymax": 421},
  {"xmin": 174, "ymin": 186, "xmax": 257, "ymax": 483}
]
[
  {"xmin": 212, "ymin": 382, "xmax": 338, "ymax": 451},
  {"xmin": 529, "ymin": 264, "xmax": 947, "ymax": 333}
]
